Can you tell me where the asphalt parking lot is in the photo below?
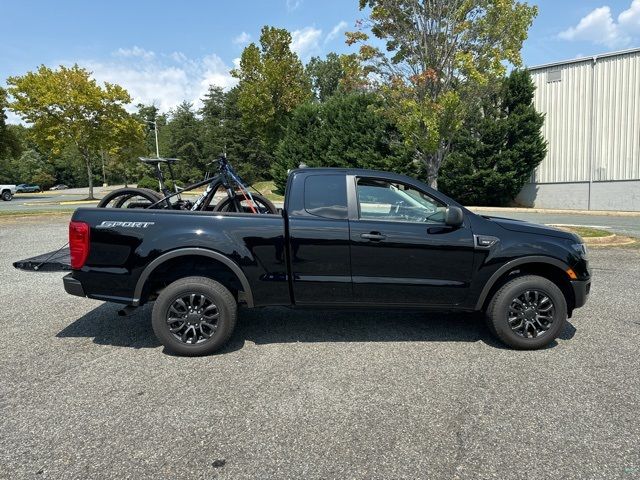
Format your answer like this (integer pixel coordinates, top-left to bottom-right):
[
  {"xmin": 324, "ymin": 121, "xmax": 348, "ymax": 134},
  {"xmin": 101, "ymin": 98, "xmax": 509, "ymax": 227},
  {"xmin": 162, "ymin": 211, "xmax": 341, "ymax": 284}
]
[{"xmin": 1, "ymin": 215, "xmax": 639, "ymax": 479}]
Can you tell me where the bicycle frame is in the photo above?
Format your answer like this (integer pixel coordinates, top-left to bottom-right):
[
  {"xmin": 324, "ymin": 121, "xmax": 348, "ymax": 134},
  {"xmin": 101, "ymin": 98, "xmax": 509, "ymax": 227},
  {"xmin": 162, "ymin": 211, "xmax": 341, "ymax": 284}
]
[{"xmin": 145, "ymin": 157, "xmax": 257, "ymax": 212}]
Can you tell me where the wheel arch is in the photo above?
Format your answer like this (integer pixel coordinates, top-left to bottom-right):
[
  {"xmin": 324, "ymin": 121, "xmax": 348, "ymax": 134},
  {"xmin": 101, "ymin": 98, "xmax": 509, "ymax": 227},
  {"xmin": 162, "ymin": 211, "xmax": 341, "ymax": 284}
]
[
  {"xmin": 476, "ymin": 256, "xmax": 575, "ymax": 313},
  {"xmin": 133, "ymin": 248, "xmax": 253, "ymax": 307}
]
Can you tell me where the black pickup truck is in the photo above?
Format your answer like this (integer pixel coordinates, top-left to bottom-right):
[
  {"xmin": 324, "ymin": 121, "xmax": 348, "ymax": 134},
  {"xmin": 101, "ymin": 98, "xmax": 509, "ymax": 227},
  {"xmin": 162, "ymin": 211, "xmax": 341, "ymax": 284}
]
[{"xmin": 17, "ymin": 168, "xmax": 591, "ymax": 355}]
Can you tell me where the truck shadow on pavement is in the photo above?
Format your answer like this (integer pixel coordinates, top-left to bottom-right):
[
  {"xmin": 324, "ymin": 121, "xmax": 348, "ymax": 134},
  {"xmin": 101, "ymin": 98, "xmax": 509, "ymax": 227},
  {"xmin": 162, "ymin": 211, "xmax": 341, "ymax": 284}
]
[
  {"xmin": 57, "ymin": 303, "xmax": 161, "ymax": 349},
  {"xmin": 57, "ymin": 303, "xmax": 577, "ymax": 352}
]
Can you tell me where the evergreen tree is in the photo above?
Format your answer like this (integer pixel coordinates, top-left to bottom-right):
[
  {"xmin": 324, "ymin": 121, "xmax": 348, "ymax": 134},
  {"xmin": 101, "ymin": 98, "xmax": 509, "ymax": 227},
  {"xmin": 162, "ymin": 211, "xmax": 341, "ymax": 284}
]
[
  {"xmin": 164, "ymin": 101, "xmax": 204, "ymax": 182},
  {"xmin": 439, "ymin": 69, "xmax": 546, "ymax": 206},
  {"xmin": 218, "ymin": 87, "xmax": 270, "ymax": 183},
  {"xmin": 272, "ymin": 92, "xmax": 413, "ymax": 192},
  {"xmin": 199, "ymin": 86, "xmax": 226, "ymax": 161}
]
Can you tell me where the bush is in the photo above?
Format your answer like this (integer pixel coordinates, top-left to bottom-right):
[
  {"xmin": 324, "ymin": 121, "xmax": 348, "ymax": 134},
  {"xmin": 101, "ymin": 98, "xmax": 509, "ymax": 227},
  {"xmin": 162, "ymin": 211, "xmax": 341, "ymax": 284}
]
[
  {"xmin": 136, "ymin": 175, "xmax": 174, "ymax": 192},
  {"xmin": 31, "ymin": 171, "xmax": 56, "ymax": 190}
]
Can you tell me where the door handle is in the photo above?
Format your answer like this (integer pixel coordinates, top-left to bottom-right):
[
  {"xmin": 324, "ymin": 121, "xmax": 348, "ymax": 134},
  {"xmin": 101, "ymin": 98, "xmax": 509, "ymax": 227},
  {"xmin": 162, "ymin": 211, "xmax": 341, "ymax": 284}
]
[{"xmin": 361, "ymin": 232, "xmax": 386, "ymax": 241}]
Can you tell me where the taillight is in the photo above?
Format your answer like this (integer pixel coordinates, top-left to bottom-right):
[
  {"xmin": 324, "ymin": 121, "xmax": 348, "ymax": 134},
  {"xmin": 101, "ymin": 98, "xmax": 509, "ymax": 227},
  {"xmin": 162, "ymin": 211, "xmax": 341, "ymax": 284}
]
[{"xmin": 69, "ymin": 221, "xmax": 90, "ymax": 269}]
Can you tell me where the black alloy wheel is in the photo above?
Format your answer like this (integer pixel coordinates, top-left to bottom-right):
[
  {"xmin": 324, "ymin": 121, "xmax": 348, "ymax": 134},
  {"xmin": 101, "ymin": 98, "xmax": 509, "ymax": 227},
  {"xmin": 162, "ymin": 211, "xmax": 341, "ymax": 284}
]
[
  {"xmin": 507, "ymin": 289, "xmax": 555, "ymax": 339},
  {"xmin": 166, "ymin": 293, "xmax": 220, "ymax": 345},
  {"xmin": 486, "ymin": 275, "xmax": 567, "ymax": 350},
  {"xmin": 151, "ymin": 276, "xmax": 238, "ymax": 356}
]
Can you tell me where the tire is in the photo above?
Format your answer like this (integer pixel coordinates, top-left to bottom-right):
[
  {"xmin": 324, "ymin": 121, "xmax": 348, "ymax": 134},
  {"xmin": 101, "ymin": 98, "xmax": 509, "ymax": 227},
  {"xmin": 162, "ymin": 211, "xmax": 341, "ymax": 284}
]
[
  {"xmin": 97, "ymin": 187, "xmax": 163, "ymax": 209},
  {"xmin": 1, "ymin": 190, "xmax": 12, "ymax": 201},
  {"xmin": 213, "ymin": 192, "xmax": 277, "ymax": 214},
  {"xmin": 151, "ymin": 276, "xmax": 238, "ymax": 356},
  {"xmin": 486, "ymin": 275, "xmax": 567, "ymax": 350}
]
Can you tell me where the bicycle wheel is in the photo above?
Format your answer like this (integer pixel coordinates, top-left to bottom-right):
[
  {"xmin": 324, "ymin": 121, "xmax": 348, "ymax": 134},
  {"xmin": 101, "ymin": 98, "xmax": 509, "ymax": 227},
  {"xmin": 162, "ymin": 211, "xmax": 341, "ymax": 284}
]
[
  {"xmin": 97, "ymin": 188, "xmax": 164, "ymax": 209},
  {"xmin": 212, "ymin": 193, "xmax": 278, "ymax": 214}
]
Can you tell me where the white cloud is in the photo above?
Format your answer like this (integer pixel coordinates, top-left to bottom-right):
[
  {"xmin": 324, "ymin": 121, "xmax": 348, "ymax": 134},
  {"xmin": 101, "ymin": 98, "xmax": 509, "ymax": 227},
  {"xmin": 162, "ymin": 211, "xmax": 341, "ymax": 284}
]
[
  {"xmin": 113, "ymin": 46, "xmax": 155, "ymax": 60},
  {"xmin": 325, "ymin": 20, "xmax": 348, "ymax": 43},
  {"xmin": 77, "ymin": 48, "xmax": 237, "ymax": 113},
  {"xmin": 233, "ymin": 31, "xmax": 251, "ymax": 45},
  {"xmin": 619, "ymin": 0, "xmax": 640, "ymax": 30},
  {"xmin": 291, "ymin": 27, "xmax": 322, "ymax": 60},
  {"xmin": 286, "ymin": 0, "xmax": 302, "ymax": 12},
  {"xmin": 559, "ymin": 1, "xmax": 640, "ymax": 48},
  {"xmin": 169, "ymin": 51, "xmax": 188, "ymax": 63}
]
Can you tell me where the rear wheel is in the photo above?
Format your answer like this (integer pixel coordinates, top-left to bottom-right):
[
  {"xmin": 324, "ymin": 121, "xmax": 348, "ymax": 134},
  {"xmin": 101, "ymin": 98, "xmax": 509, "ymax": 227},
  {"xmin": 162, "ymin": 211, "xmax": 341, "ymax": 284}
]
[
  {"xmin": 97, "ymin": 187, "xmax": 164, "ymax": 209},
  {"xmin": 151, "ymin": 276, "xmax": 237, "ymax": 356},
  {"xmin": 213, "ymin": 192, "xmax": 277, "ymax": 214},
  {"xmin": 486, "ymin": 275, "xmax": 567, "ymax": 349},
  {"xmin": 1, "ymin": 190, "xmax": 12, "ymax": 201}
]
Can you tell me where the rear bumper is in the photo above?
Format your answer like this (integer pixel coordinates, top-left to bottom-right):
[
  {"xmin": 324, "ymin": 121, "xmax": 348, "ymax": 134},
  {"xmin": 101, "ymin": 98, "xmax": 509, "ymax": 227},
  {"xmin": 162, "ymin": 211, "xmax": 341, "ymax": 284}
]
[
  {"xmin": 63, "ymin": 273, "xmax": 86, "ymax": 298},
  {"xmin": 571, "ymin": 279, "xmax": 591, "ymax": 309}
]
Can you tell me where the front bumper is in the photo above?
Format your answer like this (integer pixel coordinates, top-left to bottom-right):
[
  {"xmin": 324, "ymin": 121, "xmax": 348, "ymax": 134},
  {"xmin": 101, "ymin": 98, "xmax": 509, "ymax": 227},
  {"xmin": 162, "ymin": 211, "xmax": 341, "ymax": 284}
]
[
  {"xmin": 571, "ymin": 278, "xmax": 591, "ymax": 309},
  {"xmin": 63, "ymin": 273, "xmax": 86, "ymax": 298}
]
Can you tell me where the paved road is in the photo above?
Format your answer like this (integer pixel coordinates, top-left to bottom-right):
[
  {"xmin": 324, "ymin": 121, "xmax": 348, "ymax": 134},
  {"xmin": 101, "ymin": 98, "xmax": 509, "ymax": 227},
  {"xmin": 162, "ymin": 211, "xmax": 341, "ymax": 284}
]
[
  {"xmin": 1, "ymin": 216, "xmax": 639, "ymax": 479},
  {"xmin": 474, "ymin": 209, "xmax": 640, "ymax": 238},
  {"xmin": 0, "ymin": 186, "xmax": 124, "ymax": 213}
]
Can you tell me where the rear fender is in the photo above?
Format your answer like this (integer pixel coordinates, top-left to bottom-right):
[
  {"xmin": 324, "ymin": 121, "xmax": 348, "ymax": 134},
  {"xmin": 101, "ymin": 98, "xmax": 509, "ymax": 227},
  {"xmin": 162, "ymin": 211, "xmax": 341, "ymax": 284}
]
[{"xmin": 132, "ymin": 247, "xmax": 254, "ymax": 307}]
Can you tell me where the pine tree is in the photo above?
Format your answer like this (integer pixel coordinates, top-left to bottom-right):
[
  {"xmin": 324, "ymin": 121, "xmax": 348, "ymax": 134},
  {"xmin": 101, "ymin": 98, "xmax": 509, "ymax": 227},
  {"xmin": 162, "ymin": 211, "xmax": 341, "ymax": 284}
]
[{"xmin": 439, "ymin": 70, "xmax": 546, "ymax": 206}]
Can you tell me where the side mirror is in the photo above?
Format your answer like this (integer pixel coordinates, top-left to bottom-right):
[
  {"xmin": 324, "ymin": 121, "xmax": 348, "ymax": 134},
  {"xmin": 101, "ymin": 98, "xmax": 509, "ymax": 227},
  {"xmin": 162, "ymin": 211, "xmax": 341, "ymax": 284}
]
[{"xmin": 445, "ymin": 206, "xmax": 464, "ymax": 227}]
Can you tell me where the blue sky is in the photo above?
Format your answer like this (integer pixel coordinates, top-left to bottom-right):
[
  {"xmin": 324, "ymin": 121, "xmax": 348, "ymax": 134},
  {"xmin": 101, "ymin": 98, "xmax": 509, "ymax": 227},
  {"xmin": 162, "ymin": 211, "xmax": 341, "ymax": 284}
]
[{"xmin": 2, "ymin": 0, "xmax": 639, "ymax": 120}]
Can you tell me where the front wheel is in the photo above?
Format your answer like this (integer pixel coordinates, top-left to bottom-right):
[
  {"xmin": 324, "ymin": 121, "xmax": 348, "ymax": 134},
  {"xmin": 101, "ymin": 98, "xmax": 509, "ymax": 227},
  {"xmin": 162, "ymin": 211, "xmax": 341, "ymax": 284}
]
[
  {"xmin": 97, "ymin": 187, "xmax": 164, "ymax": 209},
  {"xmin": 486, "ymin": 275, "xmax": 567, "ymax": 349},
  {"xmin": 151, "ymin": 276, "xmax": 238, "ymax": 356},
  {"xmin": 1, "ymin": 190, "xmax": 12, "ymax": 201},
  {"xmin": 213, "ymin": 192, "xmax": 277, "ymax": 214}
]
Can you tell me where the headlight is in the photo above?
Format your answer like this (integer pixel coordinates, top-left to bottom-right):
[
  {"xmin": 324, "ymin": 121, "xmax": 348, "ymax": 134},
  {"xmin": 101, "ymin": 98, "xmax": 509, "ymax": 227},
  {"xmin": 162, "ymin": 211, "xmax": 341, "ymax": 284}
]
[{"xmin": 572, "ymin": 243, "xmax": 588, "ymax": 258}]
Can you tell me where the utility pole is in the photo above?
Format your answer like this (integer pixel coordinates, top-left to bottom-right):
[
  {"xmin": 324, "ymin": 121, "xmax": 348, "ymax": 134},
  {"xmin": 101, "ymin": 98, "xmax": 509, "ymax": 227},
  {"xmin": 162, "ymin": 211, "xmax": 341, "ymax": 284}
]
[
  {"xmin": 101, "ymin": 150, "xmax": 107, "ymax": 187},
  {"xmin": 147, "ymin": 119, "xmax": 160, "ymax": 158},
  {"xmin": 151, "ymin": 120, "xmax": 160, "ymax": 158}
]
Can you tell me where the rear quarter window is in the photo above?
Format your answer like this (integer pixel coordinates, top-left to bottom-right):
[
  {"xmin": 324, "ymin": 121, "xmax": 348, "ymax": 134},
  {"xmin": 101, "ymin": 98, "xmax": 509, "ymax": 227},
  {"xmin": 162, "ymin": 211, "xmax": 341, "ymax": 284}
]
[{"xmin": 304, "ymin": 175, "xmax": 348, "ymax": 219}]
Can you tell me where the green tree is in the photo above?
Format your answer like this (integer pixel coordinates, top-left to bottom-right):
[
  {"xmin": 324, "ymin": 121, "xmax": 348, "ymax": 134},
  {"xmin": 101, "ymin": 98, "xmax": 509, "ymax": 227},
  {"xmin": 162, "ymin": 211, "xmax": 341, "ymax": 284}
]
[
  {"xmin": 0, "ymin": 88, "xmax": 23, "ymax": 182},
  {"xmin": 272, "ymin": 92, "xmax": 413, "ymax": 192},
  {"xmin": 306, "ymin": 53, "xmax": 345, "ymax": 102},
  {"xmin": 215, "ymin": 86, "xmax": 270, "ymax": 183},
  {"xmin": 199, "ymin": 85, "xmax": 227, "ymax": 160},
  {"xmin": 7, "ymin": 64, "xmax": 143, "ymax": 198},
  {"xmin": 17, "ymin": 148, "xmax": 56, "ymax": 188},
  {"xmin": 232, "ymin": 26, "xmax": 312, "ymax": 154},
  {"xmin": 350, "ymin": 0, "xmax": 538, "ymax": 188},
  {"xmin": 163, "ymin": 101, "xmax": 204, "ymax": 182},
  {"xmin": 439, "ymin": 69, "xmax": 546, "ymax": 206}
]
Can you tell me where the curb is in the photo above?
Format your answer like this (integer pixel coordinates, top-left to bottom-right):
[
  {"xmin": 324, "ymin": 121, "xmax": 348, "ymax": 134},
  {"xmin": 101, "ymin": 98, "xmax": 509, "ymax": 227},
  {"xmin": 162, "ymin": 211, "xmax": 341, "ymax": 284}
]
[
  {"xmin": 59, "ymin": 200, "xmax": 100, "ymax": 205},
  {"xmin": 467, "ymin": 206, "xmax": 640, "ymax": 217}
]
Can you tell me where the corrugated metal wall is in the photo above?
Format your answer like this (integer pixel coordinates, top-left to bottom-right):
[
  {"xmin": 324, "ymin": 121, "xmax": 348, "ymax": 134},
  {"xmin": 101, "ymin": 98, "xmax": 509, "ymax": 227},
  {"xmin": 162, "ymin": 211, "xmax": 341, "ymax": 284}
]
[{"xmin": 530, "ymin": 49, "xmax": 640, "ymax": 184}]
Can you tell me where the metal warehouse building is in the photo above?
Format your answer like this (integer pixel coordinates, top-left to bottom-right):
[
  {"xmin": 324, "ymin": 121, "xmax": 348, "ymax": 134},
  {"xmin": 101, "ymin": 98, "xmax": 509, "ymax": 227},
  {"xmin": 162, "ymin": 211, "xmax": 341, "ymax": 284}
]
[{"xmin": 516, "ymin": 48, "xmax": 640, "ymax": 212}]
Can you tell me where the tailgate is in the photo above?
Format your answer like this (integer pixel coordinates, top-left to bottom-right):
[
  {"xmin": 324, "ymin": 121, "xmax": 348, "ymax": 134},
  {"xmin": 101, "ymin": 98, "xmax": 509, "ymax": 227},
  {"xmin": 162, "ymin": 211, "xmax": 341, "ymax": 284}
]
[{"xmin": 13, "ymin": 246, "xmax": 71, "ymax": 272}]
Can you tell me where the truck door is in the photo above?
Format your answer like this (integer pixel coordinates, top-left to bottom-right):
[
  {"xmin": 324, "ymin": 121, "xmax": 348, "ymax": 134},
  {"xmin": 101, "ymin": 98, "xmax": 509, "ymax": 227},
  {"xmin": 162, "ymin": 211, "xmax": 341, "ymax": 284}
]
[
  {"xmin": 287, "ymin": 172, "xmax": 353, "ymax": 304},
  {"xmin": 348, "ymin": 175, "xmax": 475, "ymax": 306}
]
